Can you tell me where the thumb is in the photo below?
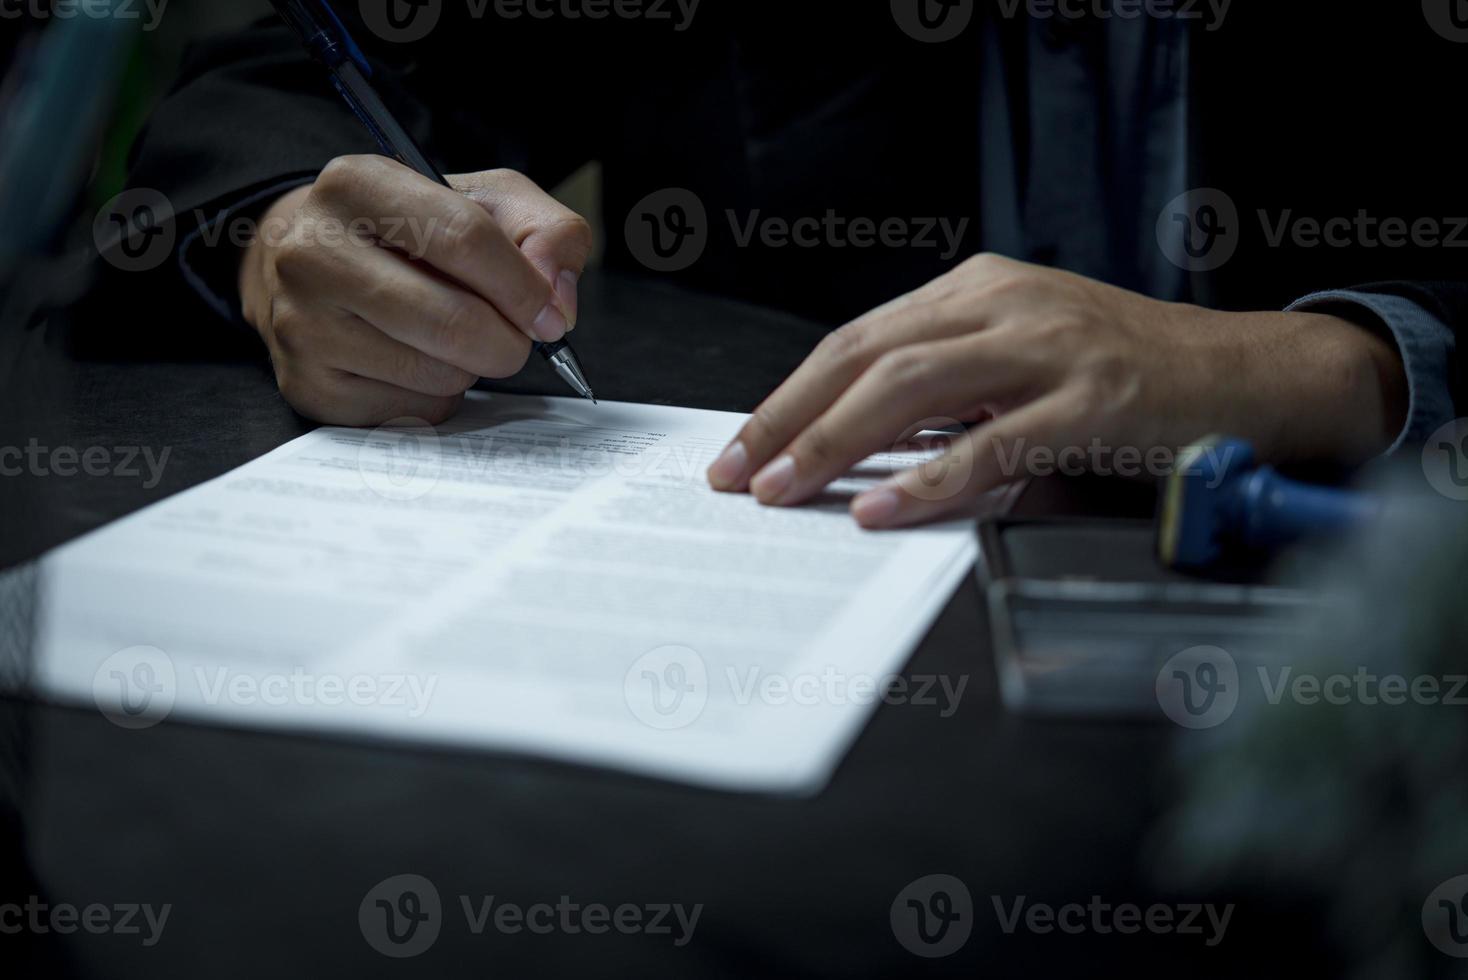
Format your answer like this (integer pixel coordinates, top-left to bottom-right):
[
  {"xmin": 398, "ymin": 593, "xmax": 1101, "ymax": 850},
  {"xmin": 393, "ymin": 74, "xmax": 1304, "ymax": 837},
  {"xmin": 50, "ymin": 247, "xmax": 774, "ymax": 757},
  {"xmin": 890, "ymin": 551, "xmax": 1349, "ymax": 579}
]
[
  {"xmin": 449, "ymin": 168, "xmax": 593, "ymax": 328},
  {"xmin": 520, "ymin": 219, "xmax": 593, "ymax": 330}
]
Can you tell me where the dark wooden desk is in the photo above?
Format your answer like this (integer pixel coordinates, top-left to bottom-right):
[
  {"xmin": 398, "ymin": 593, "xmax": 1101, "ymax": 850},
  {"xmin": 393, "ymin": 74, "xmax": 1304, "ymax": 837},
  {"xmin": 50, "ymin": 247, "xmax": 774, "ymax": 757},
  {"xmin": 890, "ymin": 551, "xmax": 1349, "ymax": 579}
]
[{"xmin": 0, "ymin": 272, "xmax": 1325, "ymax": 978}]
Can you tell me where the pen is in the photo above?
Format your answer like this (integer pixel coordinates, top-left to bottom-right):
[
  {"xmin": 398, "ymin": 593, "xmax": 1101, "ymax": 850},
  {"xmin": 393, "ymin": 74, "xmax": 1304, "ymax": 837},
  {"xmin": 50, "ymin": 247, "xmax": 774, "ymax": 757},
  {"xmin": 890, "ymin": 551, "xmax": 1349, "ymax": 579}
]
[{"xmin": 267, "ymin": 0, "xmax": 596, "ymax": 403}]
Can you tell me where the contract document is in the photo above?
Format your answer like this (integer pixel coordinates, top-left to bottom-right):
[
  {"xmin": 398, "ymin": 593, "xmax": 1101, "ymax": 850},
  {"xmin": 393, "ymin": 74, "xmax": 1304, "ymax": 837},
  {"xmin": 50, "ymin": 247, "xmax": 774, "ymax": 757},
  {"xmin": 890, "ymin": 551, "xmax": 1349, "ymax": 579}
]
[{"xmin": 34, "ymin": 394, "xmax": 982, "ymax": 792}]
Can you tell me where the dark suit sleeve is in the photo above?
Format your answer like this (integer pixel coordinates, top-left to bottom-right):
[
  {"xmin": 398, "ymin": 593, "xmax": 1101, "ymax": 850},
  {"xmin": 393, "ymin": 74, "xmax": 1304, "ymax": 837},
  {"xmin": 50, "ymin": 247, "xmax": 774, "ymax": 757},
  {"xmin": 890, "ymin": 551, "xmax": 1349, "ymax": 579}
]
[{"xmin": 127, "ymin": 22, "xmax": 380, "ymax": 226}]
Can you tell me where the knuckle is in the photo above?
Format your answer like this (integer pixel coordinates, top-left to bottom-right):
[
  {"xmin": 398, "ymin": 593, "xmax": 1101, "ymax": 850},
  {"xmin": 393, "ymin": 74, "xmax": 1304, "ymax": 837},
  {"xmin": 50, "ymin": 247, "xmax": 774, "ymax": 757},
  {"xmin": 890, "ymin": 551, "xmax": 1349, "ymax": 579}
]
[
  {"xmin": 1078, "ymin": 346, "xmax": 1138, "ymax": 408},
  {"xmin": 975, "ymin": 271, "xmax": 1035, "ymax": 304},
  {"xmin": 437, "ymin": 202, "xmax": 491, "ymax": 257},
  {"xmin": 356, "ymin": 272, "xmax": 399, "ymax": 316},
  {"xmin": 795, "ymin": 421, "xmax": 840, "ymax": 466},
  {"xmin": 962, "ymin": 251, "xmax": 1011, "ymax": 277},
  {"xmin": 395, "ymin": 350, "xmax": 436, "ymax": 395},
  {"xmin": 444, "ymin": 366, "xmax": 478, "ymax": 395},
  {"xmin": 427, "ymin": 300, "xmax": 477, "ymax": 358},
  {"xmin": 267, "ymin": 306, "xmax": 311, "ymax": 357},
  {"xmin": 459, "ymin": 169, "xmax": 527, "ymax": 215},
  {"xmin": 743, "ymin": 403, "xmax": 787, "ymax": 452},
  {"xmin": 484, "ymin": 167, "xmax": 527, "ymax": 187},
  {"xmin": 909, "ymin": 298, "xmax": 956, "ymax": 334},
  {"xmin": 404, "ymin": 352, "xmax": 472, "ymax": 397},
  {"xmin": 270, "ymin": 235, "xmax": 318, "ymax": 281},
  {"xmin": 815, "ymin": 323, "xmax": 868, "ymax": 368},
  {"xmin": 873, "ymin": 347, "xmax": 936, "ymax": 395},
  {"xmin": 1031, "ymin": 312, "xmax": 1087, "ymax": 346},
  {"xmin": 550, "ymin": 213, "xmax": 594, "ymax": 252},
  {"xmin": 314, "ymin": 155, "xmax": 374, "ymax": 200}
]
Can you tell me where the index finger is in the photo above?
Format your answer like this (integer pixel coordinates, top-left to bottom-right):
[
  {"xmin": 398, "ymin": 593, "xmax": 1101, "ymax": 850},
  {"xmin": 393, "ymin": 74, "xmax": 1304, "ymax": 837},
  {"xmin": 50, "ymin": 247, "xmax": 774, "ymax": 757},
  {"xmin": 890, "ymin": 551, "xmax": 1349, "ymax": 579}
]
[
  {"xmin": 707, "ymin": 289, "xmax": 987, "ymax": 493},
  {"xmin": 747, "ymin": 333, "xmax": 1032, "ymax": 507},
  {"xmin": 311, "ymin": 155, "xmax": 572, "ymax": 343}
]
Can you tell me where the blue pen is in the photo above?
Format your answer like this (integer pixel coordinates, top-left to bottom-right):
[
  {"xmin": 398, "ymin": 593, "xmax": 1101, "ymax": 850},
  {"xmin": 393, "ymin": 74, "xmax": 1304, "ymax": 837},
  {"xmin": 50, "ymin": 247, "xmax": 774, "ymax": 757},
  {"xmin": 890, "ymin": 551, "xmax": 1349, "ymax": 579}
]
[{"xmin": 267, "ymin": 0, "xmax": 596, "ymax": 402}]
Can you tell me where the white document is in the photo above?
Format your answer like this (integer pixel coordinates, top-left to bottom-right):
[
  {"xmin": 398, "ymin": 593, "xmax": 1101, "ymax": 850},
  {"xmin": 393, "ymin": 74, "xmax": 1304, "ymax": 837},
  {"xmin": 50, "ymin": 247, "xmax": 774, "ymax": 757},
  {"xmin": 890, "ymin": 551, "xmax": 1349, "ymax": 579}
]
[{"xmin": 34, "ymin": 394, "xmax": 982, "ymax": 792}]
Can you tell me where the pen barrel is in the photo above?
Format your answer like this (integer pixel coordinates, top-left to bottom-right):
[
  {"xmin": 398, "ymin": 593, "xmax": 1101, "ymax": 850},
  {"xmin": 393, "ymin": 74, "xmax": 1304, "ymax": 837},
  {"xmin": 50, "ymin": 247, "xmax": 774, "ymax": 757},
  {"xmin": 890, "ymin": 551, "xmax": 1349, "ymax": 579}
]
[
  {"xmin": 331, "ymin": 63, "xmax": 446, "ymax": 185},
  {"xmin": 270, "ymin": 1, "xmax": 347, "ymax": 69}
]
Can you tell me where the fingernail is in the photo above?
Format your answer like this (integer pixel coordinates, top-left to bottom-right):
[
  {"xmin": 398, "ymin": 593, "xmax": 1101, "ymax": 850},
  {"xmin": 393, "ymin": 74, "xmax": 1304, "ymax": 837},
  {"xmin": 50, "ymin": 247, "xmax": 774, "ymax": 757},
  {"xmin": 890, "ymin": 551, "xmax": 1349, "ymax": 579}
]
[
  {"xmin": 556, "ymin": 270, "xmax": 580, "ymax": 330},
  {"xmin": 750, "ymin": 455, "xmax": 796, "ymax": 504},
  {"xmin": 531, "ymin": 301, "xmax": 569, "ymax": 343},
  {"xmin": 852, "ymin": 486, "xmax": 902, "ymax": 527},
  {"xmin": 708, "ymin": 441, "xmax": 749, "ymax": 490}
]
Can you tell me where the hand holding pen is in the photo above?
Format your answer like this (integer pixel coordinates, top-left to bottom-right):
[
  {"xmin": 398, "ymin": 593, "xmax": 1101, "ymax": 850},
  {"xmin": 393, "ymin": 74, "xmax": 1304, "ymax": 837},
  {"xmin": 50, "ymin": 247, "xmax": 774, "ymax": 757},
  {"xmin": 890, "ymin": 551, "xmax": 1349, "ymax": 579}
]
[{"xmin": 233, "ymin": 0, "xmax": 595, "ymax": 427}]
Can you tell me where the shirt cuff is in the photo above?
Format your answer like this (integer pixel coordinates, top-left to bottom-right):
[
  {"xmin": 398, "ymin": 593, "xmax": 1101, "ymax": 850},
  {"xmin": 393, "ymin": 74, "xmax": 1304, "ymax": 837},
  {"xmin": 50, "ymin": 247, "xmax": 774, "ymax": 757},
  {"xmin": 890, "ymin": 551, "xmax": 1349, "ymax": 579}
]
[
  {"xmin": 1285, "ymin": 288, "xmax": 1458, "ymax": 455},
  {"xmin": 176, "ymin": 176, "xmax": 318, "ymax": 324}
]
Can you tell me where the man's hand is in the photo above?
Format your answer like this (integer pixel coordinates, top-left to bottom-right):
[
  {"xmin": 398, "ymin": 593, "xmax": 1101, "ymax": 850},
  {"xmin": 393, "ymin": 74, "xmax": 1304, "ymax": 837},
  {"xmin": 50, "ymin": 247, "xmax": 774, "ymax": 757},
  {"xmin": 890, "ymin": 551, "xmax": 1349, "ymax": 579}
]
[
  {"xmin": 707, "ymin": 254, "xmax": 1408, "ymax": 528},
  {"xmin": 239, "ymin": 156, "xmax": 592, "ymax": 426}
]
